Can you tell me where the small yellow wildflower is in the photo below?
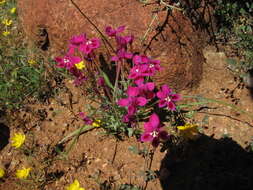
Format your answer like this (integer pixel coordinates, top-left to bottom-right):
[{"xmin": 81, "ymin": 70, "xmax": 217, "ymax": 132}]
[
  {"xmin": 11, "ymin": 133, "xmax": 26, "ymax": 148},
  {"xmin": 75, "ymin": 61, "xmax": 85, "ymax": 70},
  {"xmin": 2, "ymin": 19, "xmax": 13, "ymax": 26},
  {"xmin": 0, "ymin": 0, "xmax": 6, "ymax": 5},
  {"xmin": 28, "ymin": 59, "xmax": 36, "ymax": 65},
  {"xmin": 10, "ymin": 7, "xmax": 16, "ymax": 14},
  {"xmin": 92, "ymin": 119, "xmax": 101, "ymax": 127},
  {"xmin": 177, "ymin": 123, "xmax": 199, "ymax": 140},
  {"xmin": 0, "ymin": 168, "xmax": 5, "ymax": 178},
  {"xmin": 2, "ymin": 31, "xmax": 10, "ymax": 36},
  {"xmin": 15, "ymin": 167, "xmax": 31, "ymax": 179},
  {"xmin": 66, "ymin": 179, "xmax": 85, "ymax": 190}
]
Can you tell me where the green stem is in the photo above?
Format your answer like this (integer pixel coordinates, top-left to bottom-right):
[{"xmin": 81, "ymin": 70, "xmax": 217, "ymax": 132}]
[
  {"xmin": 141, "ymin": 14, "xmax": 158, "ymax": 44},
  {"xmin": 113, "ymin": 61, "xmax": 121, "ymax": 100},
  {"xmin": 160, "ymin": 0, "xmax": 183, "ymax": 11},
  {"xmin": 58, "ymin": 125, "xmax": 95, "ymax": 144},
  {"xmin": 183, "ymin": 95, "xmax": 253, "ymax": 119}
]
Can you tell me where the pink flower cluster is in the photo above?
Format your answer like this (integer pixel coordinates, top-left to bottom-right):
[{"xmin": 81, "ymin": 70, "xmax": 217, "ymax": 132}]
[
  {"xmin": 105, "ymin": 25, "xmax": 134, "ymax": 62},
  {"xmin": 105, "ymin": 26, "xmax": 181, "ymax": 147},
  {"xmin": 117, "ymin": 54, "xmax": 180, "ymax": 146},
  {"xmin": 54, "ymin": 34, "xmax": 100, "ymax": 85},
  {"xmin": 58, "ymin": 25, "xmax": 181, "ymax": 148}
]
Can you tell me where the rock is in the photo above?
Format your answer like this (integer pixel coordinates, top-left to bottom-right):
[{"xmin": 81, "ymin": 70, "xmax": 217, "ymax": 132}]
[{"xmin": 18, "ymin": 0, "xmax": 207, "ymax": 91}]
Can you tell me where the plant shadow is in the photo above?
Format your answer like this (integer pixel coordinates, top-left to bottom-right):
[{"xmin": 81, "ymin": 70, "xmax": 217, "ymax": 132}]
[
  {"xmin": 246, "ymin": 68, "xmax": 253, "ymax": 100},
  {"xmin": 0, "ymin": 123, "xmax": 10, "ymax": 151},
  {"xmin": 159, "ymin": 135, "xmax": 253, "ymax": 190}
]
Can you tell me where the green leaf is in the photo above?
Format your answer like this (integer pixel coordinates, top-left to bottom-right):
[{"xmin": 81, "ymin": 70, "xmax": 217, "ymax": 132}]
[
  {"xmin": 128, "ymin": 146, "xmax": 139, "ymax": 154},
  {"xmin": 58, "ymin": 125, "xmax": 94, "ymax": 144},
  {"xmin": 100, "ymin": 70, "xmax": 114, "ymax": 89},
  {"xmin": 185, "ymin": 111, "xmax": 195, "ymax": 118},
  {"xmin": 127, "ymin": 128, "xmax": 134, "ymax": 137},
  {"xmin": 227, "ymin": 58, "xmax": 237, "ymax": 65}
]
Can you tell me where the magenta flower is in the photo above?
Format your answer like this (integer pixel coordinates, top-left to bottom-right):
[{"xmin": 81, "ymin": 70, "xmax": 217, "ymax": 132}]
[
  {"xmin": 132, "ymin": 55, "xmax": 161, "ymax": 76},
  {"xmin": 118, "ymin": 84, "xmax": 148, "ymax": 118},
  {"xmin": 67, "ymin": 44, "xmax": 76, "ymax": 55},
  {"xmin": 111, "ymin": 48, "xmax": 133, "ymax": 62},
  {"xmin": 79, "ymin": 112, "xmax": 93, "ymax": 125},
  {"xmin": 136, "ymin": 82, "xmax": 155, "ymax": 99},
  {"xmin": 127, "ymin": 86, "xmax": 139, "ymax": 97},
  {"xmin": 132, "ymin": 55, "xmax": 149, "ymax": 65},
  {"xmin": 156, "ymin": 84, "xmax": 181, "ymax": 111},
  {"xmin": 141, "ymin": 113, "xmax": 169, "ymax": 147},
  {"xmin": 68, "ymin": 67, "xmax": 87, "ymax": 86},
  {"xmin": 105, "ymin": 25, "xmax": 134, "ymax": 63},
  {"xmin": 115, "ymin": 35, "xmax": 134, "ymax": 49},
  {"xmin": 97, "ymin": 77, "xmax": 105, "ymax": 87},
  {"xmin": 70, "ymin": 34, "xmax": 87, "ymax": 46},
  {"xmin": 122, "ymin": 114, "xmax": 134, "ymax": 123},
  {"xmin": 147, "ymin": 58, "xmax": 161, "ymax": 75},
  {"xmin": 73, "ymin": 75, "xmax": 87, "ymax": 86},
  {"xmin": 79, "ymin": 38, "xmax": 100, "ymax": 54},
  {"xmin": 67, "ymin": 34, "xmax": 87, "ymax": 55},
  {"xmin": 55, "ymin": 55, "xmax": 82, "ymax": 70},
  {"xmin": 105, "ymin": 25, "xmax": 125, "ymax": 37},
  {"xmin": 118, "ymin": 96, "xmax": 147, "ymax": 115},
  {"xmin": 128, "ymin": 64, "xmax": 149, "ymax": 84},
  {"xmin": 126, "ymin": 82, "xmax": 155, "ymax": 99}
]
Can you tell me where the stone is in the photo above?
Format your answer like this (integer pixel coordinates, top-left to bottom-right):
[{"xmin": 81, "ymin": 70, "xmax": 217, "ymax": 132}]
[{"xmin": 18, "ymin": 0, "xmax": 207, "ymax": 91}]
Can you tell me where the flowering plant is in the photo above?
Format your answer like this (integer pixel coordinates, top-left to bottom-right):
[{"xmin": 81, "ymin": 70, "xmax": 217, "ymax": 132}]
[{"xmin": 55, "ymin": 25, "xmax": 183, "ymax": 147}]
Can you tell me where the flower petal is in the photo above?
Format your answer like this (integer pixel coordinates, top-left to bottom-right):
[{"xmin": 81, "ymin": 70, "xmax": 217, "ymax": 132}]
[
  {"xmin": 127, "ymin": 86, "xmax": 139, "ymax": 97},
  {"xmin": 146, "ymin": 82, "xmax": 155, "ymax": 91},
  {"xmin": 157, "ymin": 91, "xmax": 166, "ymax": 99},
  {"xmin": 167, "ymin": 101, "xmax": 176, "ymax": 111},
  {"xmin": 171, "ymin": 93, "xmax": 181, "ymax": 101},
  {"xmin": 158, "ymin": 99, "xmax": 167, "ymax": 108},
  {"xmin": 116, "ymin": 25, "xmax": 125, "ymax": 33},
  {"xmin": 137, "ymin": 97, "xmax": 147, "ymax": 106},
  {"xmin": 128, "ymin": 105, "xmax": 137, "ymax": 115},
  {"xmin": 111, "ymin": 56, "xmax": 119, "ymax": 62},
  {"xmin": 149, "ymin": 113, "xmax": 160, "ymax": 128},
  {"xmin": 141, "ymin": 133, "xmax": 153, "ymax": 142},
  {"xmin": 161, "ymin": 84, "xmax": 171, "ymax": 94},
  {"xmin": 118, "ymin": 98, "xmax": 129, "ymax": 107}
]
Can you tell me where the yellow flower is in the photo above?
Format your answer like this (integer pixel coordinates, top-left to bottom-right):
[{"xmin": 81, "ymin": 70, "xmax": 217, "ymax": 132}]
[
  {"xmin": 0, "ymin": 168, "xmax": 5, "ymax": 178},
  {"xmin": 177, "ymin": 123, "xmax": 199, "ymax": 140},
  {"xmin": 11, "ymin": 133, "xmax": 26, "ymax": 148},
  {"xmin": 92, "ymin": 119, "xmax": 101, "ymax": 127},
  {"xmin": 2, "ymin": 31, "xmax": 10, "ymax": 36},
  {"xmin": 16, "ymin": 167, "xmax": 31, "ymax": 179},
  {"xmin": 10, "ymin": 7, "xmax": 16, "ymax": 14},
  {"xmin": 66, "ymin": 179, "xmax": 85, "ymax": 190},
  {"xmin": 75, "ymin": 61, "xmax": 85, "ymax": 70},
  {"xmin": 0, "ymin": 0, "xmax": 6, "ymax": 5},
  {"xmin": 28, "ymin": 59, "xmax": 36, "ymax": 65},
  {"xmin": 2, "ymin": 19, "xmax": 13, "ymax": 26}
]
